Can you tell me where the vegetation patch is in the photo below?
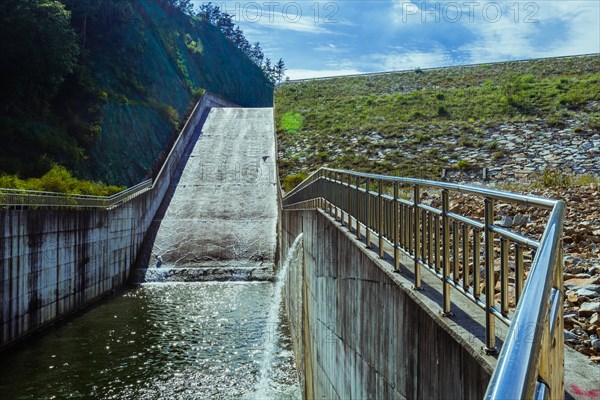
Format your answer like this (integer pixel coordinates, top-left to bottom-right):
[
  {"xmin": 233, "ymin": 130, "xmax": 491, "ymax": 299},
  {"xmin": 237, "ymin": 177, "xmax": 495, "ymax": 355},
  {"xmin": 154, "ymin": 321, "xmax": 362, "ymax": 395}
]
[
  {"xmin": 281, "ymin": 112, "xmax": 304, "ymax": 133},
  {"xmin": 275, "ymin": 55, "xmax": 600, "ymax": 190},
  {"xmin": 0, "ymin": 165, "xmax": 123, "ymax": 196}
]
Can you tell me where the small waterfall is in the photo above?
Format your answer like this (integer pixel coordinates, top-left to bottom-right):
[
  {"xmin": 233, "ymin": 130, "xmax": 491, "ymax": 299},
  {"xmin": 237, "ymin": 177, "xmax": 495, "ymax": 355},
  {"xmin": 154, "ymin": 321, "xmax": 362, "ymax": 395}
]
[{"xmin": 252, "ymin": 243, "xmax": 299, "ymax": 399}]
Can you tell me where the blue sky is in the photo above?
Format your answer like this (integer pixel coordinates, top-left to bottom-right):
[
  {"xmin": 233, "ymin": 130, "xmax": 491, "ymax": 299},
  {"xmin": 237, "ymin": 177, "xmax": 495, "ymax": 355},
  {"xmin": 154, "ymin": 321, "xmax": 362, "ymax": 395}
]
[{"xmin": 193, "ymin": 1, "xmax": 600, "ymax": 79}]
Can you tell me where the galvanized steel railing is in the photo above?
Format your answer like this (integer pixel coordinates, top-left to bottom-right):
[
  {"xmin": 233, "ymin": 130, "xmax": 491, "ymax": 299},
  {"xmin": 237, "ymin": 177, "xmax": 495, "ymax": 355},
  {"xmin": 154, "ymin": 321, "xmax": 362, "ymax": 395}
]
[
  {"xmin": 0, "ymin": 179, "xmax": 152, "ymax": 209},
  {"xmin": 282, "ymin": 167, "xmax": 565, "ymax": 399}
]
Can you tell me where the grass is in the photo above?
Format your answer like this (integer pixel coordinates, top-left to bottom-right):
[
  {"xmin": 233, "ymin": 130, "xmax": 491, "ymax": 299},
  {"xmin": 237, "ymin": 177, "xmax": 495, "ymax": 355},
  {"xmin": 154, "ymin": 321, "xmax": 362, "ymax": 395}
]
[
  {"xmin": 498, "ymin": 171, "xmax": 599, "ymax": 193},
  {"xmin": 275, "ymin": 55, "xmax": 600, "ymax": 189}
]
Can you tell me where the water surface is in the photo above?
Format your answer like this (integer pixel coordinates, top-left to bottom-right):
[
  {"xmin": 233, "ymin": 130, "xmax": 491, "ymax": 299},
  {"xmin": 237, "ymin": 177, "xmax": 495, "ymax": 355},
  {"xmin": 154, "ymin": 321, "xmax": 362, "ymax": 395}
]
[{"xmin": 0, "ymin": 282, "xmax": 300, "ymax": 400}]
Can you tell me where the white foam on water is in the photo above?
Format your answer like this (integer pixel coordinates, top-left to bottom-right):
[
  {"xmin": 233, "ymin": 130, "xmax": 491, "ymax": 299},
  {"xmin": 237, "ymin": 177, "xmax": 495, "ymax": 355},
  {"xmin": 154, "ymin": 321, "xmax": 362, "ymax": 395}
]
[{"xmin": 251, "ymin": 243, "xmax": 301, "ymax": 400}]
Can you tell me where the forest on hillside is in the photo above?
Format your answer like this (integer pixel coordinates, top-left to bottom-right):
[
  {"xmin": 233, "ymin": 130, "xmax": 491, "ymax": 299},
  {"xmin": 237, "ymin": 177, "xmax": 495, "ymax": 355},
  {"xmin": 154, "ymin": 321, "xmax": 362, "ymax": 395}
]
[{"xmin": 0, "ymin": 0, "xmax": 283, "ymax": 191}]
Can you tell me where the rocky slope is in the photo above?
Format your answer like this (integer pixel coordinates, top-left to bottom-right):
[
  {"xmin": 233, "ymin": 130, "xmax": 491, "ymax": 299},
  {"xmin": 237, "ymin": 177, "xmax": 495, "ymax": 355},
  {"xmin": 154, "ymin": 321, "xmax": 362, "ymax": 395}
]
[{"xmin": 445, "ymin": 184, "xmax": 600, "ymax": 362}]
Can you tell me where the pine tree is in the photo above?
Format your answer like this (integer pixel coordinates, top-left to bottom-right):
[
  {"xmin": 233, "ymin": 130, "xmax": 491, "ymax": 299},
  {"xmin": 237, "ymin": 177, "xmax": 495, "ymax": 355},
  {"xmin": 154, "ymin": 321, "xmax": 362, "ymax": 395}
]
[{"xmin": 274, "ymin": 58, "xmax": 286, "ymax": 84}]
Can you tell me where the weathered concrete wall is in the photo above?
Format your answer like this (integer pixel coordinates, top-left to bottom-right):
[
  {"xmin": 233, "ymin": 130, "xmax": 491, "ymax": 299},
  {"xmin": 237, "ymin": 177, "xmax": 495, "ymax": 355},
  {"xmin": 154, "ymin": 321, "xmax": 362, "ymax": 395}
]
[
  {"xmin": 281, "ymin": 209, "xmax": 496, "ymax": 399},
  {"xmin": 0, "ymin": 94, "xmax": 234, "ymax": 349}
]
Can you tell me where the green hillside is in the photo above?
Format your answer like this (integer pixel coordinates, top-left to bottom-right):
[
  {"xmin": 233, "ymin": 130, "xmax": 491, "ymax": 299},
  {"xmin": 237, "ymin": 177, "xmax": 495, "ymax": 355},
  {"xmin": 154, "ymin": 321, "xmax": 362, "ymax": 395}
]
[
  {"xmin": 0, "ymin": 0, "xmax": 273, "ymax": 188},
  {"xmin": 275, "ymin": 55, "xmax": 600, "ymax": 190}
]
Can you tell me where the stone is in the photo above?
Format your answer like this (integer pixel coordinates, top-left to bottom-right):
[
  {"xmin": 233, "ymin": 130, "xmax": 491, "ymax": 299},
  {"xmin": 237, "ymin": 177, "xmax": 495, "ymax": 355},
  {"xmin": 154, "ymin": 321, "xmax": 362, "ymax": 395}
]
[
  {"xmin": 592, "ymin": 339, "xmax": 600, "ymax": 352},
  {"xmin": 576, "ymin": 288, "xmax": 599, "ymax": 299},
  {"xmin": 584, "ymin": 284, "xmax": 600, "ymax": 294},
  {"xmin": 565, "ymin": 330, "xmax": 580, "ymax": 341},
  {"xmin": 495, "ymin": 216, "xmax": 513, "ymax": 228},
  {"xmin": 568, "ymin": 291, "xmax": 579, "ymax": 304},
  {"xmin": 579, "ymin": 302, "xmax": 600, "ymax": 317},
  {"xmin": 590, "ymin": 313, "xmax": 600, "ymax": 327},
  {"xmin": 565, "ymin": 277, "xmax": 597, "ymax": 287},
  {"xmin": 513, "ymin": 214, "xmax": 529, "ymax": 226}
]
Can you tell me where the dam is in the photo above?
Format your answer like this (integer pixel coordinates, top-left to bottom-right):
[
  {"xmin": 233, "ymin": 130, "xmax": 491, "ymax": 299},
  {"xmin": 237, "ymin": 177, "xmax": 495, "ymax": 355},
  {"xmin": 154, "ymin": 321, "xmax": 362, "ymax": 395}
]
[{"xmin": 1, "ymin": 95, "xmax": 598, "ymax": 399}]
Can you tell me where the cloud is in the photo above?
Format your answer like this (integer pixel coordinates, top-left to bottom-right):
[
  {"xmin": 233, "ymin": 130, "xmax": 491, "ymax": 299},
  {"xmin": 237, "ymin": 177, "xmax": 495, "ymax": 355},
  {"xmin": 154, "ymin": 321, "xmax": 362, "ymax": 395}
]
[
  {"xmin": 286, "ymin": 68, "xmax": 363, "ymax": 80},
  {"xmin": 210, "ymin": 1, "xmax": 338, "ymax": 35},
  {"xmin": 385, "ymin": 0, "xmax": 599, "ymax": 67},
  {"xmin": 375, "ymin": 47, "xmax": 453, "ymax": 70},
  {"xmin": 314, "ymin": 43, "xmax": 348, "ymax": 53}
]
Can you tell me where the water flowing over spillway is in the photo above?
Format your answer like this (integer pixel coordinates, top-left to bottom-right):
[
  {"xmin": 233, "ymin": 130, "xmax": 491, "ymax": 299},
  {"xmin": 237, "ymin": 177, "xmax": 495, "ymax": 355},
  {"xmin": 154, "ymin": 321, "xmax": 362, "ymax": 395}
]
[{"xmin": 136, "ymin": 107, "xmax": 278, "ymax": 283}]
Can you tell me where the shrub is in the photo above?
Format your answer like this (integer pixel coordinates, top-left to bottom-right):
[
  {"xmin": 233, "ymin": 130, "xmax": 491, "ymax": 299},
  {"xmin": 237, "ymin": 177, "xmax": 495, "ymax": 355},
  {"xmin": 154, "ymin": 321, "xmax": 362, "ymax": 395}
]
[
  {"xmin": 546, "ymin": 114, "xmax": 566, "ymax": 127},
  {"xmin": 414, "ymin": 133, "xmax": 431, "ymax": 143},
  {"xmin": 540, "ymin": 169, "xmax": 572, "ymax": 188},
  {"xmin": 282, "ymin": 172, "xmax": 308, "ymax": 192},
  {"xmin": 192, "ymin": 87, "xmax": 206, "ymax": 98},
  {"xmin": 587, "ymin": 117, "xmax": 600, "ymax": 130},
  {"xmin": 0, "ymin": 165, "xmax": 123, "ymax": 195},
  {"xmin": 281, "ymin": 112, "xmax": 304, "ymax": 133},
  {"xmin": 492, "ymin": 150, "xmax": 505, "ymax": 160},
  {"xmin": 437, "ymin": 105, "xmax": 449, "ymax": 117},
  {"xmin": 456, "ymin": 159, "xmax": 472, "ymax": 169}
]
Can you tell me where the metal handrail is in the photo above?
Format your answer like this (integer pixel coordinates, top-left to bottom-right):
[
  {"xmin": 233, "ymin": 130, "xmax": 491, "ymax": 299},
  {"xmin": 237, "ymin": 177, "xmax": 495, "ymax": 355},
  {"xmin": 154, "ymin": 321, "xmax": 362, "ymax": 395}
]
[{"xmin": 282, "ymin": 167, "xmax": 565, "ymax": 399}]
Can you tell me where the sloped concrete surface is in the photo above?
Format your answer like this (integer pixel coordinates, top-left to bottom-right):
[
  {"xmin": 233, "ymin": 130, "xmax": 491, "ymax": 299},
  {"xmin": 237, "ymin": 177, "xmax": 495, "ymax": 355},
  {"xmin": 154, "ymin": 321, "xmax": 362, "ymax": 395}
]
[{"xmin": 136, "ymin": 108, "xmax": 278, "ymax": 282}]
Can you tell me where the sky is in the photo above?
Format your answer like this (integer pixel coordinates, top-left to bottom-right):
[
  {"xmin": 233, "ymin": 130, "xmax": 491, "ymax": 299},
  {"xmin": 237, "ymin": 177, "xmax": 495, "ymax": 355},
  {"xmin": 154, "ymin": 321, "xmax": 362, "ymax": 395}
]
[{"xmin": 192, "ymin": 1, "xmax": 600, "ymax": 80}]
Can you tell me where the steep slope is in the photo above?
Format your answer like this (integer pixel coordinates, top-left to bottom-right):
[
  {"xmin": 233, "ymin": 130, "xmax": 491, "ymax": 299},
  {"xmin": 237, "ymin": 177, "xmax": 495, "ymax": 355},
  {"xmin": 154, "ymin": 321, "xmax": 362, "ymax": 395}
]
[
  {"xmin": 0, "ymin": 0, "xmax": 273, "ymax": 187},
  {"xmin": 82, "ymin": 1, "xmax": 273, "ymax": 186}
]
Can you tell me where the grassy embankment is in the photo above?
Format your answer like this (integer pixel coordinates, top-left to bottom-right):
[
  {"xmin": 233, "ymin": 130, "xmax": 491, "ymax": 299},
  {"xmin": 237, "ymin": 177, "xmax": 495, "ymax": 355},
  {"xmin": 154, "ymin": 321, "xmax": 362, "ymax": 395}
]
[{"xmin": 275, "ymin": 55, "xmax": 600, "ymax": 192}]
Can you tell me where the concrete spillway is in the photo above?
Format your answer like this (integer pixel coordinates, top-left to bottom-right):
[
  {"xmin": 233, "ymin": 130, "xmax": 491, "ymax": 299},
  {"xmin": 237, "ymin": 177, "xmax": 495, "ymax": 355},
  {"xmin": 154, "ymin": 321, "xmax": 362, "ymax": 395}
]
[{"xmin": 136, "ymin": 108, "xmax": 278, "ymax": 282}]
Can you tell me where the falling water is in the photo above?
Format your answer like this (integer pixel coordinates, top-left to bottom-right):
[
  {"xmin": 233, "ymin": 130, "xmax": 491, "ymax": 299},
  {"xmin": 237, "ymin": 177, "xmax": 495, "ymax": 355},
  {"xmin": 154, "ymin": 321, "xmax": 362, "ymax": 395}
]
[{"xmin": 251, "ymin": 250, "xmax": 299, "ymax": 400}]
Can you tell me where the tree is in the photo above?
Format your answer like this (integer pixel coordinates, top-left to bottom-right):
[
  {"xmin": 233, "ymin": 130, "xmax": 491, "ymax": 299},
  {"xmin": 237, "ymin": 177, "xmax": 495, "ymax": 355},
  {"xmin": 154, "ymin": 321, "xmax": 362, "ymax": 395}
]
[
  {"xmin": 274, "ymin": 58, "xmax": 286, "ymax": 84},
  {"xmin": 216, "ymin": 12, "xmax": 235, "ymax": 39},
  {"xmin": 197, "ymin": 2, "xmax": 221, "ymax": 24},
  {"xmin": 263, "ymin": 58, "xmax": 276, "ymax": 83},
  {"xmin": 0, "ymin": 0, "xmax": 79, "ymax": 110},
  {"xmin": 159, "ymin": 0, "xmax": 193, "ymax": 14}
]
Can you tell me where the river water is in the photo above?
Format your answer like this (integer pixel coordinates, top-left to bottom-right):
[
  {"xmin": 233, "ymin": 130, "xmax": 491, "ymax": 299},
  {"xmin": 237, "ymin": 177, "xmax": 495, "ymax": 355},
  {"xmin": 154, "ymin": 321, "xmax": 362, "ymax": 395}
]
[{"xmin": 0, "ymin": 282, "xmax": 301, "ymax": 400}]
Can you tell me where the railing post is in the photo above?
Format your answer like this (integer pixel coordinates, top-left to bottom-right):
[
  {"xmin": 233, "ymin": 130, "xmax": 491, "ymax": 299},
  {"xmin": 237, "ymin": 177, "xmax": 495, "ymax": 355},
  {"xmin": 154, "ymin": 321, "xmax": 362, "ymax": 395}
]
[
  {"xmin": 553, "ymin": 245, "xmax": 565, "ymax": 398},
  {"xmin": 515, "ymin": 243, "xmax": 524, "ymax": 303},
  {"xmin": 378, "ymin": 179, "xmax": 385, "ymax": 258},
  {"xmin": 335, "ymin": 173, "xmax": 339, "ymax": 221},
  {"xmin": 453, "ymin": 221, "xmax": 459, "ymax": 284},
  {"xmin": 366, "ymin": 178, "xmax": 371, "ymax": 248},
  {"xmin": 462, "ymin": 224, "xmax": 470, "ymax": 292},
  {"xmin": 434, "ymin": 216, "xmax": 440, "ymax": 274},
  {"xmin": 441, "ymin": 189, "xmax": 451, "ymax": 315},
  {"xmin": 428, "ymin": 213, "xmax": 433, "ymax": 267},
  {"xmin": 348, "ymin": 173, "xmax": 353, "ymax": 232},
  {"xmin": 340, "ymin": 173, "xmax": 345, "ymax": 226},
  {"xmin": 394, "ymin": 182, "xmax": 400, "ymax": 271},
  {"xmin": 356, "ymin": 176, "xmax": 361, "ymax": 240},
  {"xmin": 473, "ymin": 228, "xmax": 481, "ymax": 300},
  {"xmin": 399, "ymin": 204, "xmax": 404, "ymax": 249},
  {"xmin": 500, "ymin": 237, "xmax": 509, "ymax": 317},
  {"xmin": 413, "ymin": 185, "xmax": 421, "ymax": 289},
  {"xmin": 484, "ymin": 197, "xmax": 497, "ymax": 354}
]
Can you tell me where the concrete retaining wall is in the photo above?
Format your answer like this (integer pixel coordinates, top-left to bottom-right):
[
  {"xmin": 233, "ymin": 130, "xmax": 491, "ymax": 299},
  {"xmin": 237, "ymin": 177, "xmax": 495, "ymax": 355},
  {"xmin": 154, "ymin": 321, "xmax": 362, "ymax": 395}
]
[
  {"xmin": 281, "ymin": 209, "xmax": 496, "ymax": 399},
  {"xmin": 0, "ymin": 94, "xmax": 235, "ymax": 349}
]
